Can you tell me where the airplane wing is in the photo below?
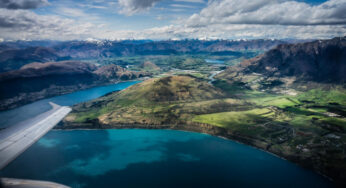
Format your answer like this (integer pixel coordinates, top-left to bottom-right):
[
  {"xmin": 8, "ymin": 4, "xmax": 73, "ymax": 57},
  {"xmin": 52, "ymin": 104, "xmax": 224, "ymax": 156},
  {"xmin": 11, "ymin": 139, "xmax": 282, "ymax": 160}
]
[{"xmin": 0, "ymin": 102, "xmax": 71, "ymax": 169}]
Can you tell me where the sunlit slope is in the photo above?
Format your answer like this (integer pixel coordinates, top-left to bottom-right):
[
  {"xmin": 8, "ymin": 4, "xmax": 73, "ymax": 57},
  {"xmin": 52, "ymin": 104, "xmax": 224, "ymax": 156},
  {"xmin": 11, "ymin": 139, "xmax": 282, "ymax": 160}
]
[
  {"xmin": 63, "ymin": 74, "xmax": 346, "ymax": 185},
  {"xmin": 64, "ymin": 75, "xmax": 238, "ymax": 125}
]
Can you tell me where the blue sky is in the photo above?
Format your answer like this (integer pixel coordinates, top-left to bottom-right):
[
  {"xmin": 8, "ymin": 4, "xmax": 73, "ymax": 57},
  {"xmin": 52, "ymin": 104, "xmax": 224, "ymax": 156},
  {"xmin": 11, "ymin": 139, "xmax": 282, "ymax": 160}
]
[
  {"xmin": 0, "ymin": 0, "xmax": 345, "ymax": 40},
  {"xmin": 34, "ymin": 0, "xmax": 208, "ymax": 30},
  {"xmin": 34, "ymin": 0, "xmax": 329, "ymax": 30}
]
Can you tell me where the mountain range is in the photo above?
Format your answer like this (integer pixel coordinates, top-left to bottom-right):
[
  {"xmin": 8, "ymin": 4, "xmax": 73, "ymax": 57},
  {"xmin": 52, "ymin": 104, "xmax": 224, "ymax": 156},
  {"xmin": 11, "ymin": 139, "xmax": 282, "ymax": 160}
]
[
  {"xmin": 216, "ymin": 36, "xmax": 346, "ymax": 95},
  {"xmin": 0, "ymin": 61, "xmax": 149, "ymax": 110},
  {"xmin": 62, "ymin": 37, "xmax": 346, "ymax": 185},
  {"xmin": 245, "ymin": 37, "xmax": 345, "ymax": 82},
  {"xmin": 0, "ymin": 39, "xmax": 286, "ymax": 72}
]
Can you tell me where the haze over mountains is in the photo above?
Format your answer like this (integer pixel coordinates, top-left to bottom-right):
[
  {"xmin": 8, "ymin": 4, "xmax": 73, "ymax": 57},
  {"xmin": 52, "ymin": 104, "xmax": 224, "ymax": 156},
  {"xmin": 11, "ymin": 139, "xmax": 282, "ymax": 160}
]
[
  {"xmin": 0, "ymin": 39, "xmax": 286, "ymax": 72},
  {"xmin": 0, "ymin": 39, "xmax": 292, "ymax": 110},
  {"xmin": 0, "ymin": 37, "xmax": 345, "ymax": 110}
]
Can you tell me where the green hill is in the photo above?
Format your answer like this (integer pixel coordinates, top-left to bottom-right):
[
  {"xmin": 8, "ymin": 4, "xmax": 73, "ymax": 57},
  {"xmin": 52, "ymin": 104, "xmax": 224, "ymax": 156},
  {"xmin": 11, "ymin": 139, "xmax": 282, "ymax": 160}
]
[
  {"xmin": 62, "ymin": 74, "xmax": 346, "ymax": 185},
  {"xmin": 64, "ymin": 75, "xmax": 237, "ymax": 125}
]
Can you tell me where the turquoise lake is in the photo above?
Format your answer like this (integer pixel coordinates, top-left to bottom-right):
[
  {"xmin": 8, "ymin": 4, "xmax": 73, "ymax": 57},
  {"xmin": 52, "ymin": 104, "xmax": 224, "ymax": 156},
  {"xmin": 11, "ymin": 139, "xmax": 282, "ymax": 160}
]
[
  {"xmin": 0, "ymin": 81, "xmax": 335, "ymax": 188},
  {"xmin": 0, "ymin": 81, "xmax": 140, "ymax": 128},
  {"xmin": 0, "ymin": 129, "xmax": 333, "ymax": 188}
]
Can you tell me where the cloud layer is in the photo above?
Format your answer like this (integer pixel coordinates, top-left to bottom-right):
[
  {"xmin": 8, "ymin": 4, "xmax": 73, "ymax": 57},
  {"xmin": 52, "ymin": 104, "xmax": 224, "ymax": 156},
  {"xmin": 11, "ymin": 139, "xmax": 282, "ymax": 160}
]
[
  {"xmin": 100, "ymin": 24, "xmax": 346, "ymax": 41},
  {"xmin": 185, "ymin": 0, "xmax": 346, "ymax": 27},
  {"xmin": 0, "ymin": 0, "xmax": 345, "ymax": 40},
  {"xmin": 0, "ymin": 0, "xmax": 48, "ymax": 9},
  {"xmin": 0, "ymin": 8, "xmax": 95, "ymax": 40},
  {"xmin": 118, "ymin": 0, "xmax": 161, "ymax": 15}
]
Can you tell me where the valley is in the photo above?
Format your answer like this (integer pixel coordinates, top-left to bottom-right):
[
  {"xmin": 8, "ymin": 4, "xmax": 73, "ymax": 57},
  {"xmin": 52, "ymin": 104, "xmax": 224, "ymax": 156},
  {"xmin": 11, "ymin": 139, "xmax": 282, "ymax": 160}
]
[
  {"xmin": 60, "ymin": 37, "xmax": 346, "ymax": 186},
  {"xmin": 0, "ymin": 37, "xmax": 345, "ymax": 187},
  {"xmin": 61, "ymin": 75, "xmax": 346, "ymax": 186},
  {"xmin": 1, "ymin": 0, "xmax": 345, "ymax": 187},
  {"xmin": 0, "ymin": 40, "xmax": 265, "ymax": 111}
]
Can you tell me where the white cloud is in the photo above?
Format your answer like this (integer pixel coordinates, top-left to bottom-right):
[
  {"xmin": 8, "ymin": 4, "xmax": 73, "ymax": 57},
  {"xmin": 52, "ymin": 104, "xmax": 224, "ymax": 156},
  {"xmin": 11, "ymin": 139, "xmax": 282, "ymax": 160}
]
[
  {"xmin": 96, "ymin": 23, "xmax": 345, "ymax": 40},
  {"xmin": 170, "ymin": 4, "xmax": 197, "ymax": 8},
  {"xmin": 78, "ymin": 3, "xmax": 108, "ymax": 10},
  {"xmin": 184, "ymin": 0, "xmax": 346, "ymax": 26},
  {"xmin": 0, "ymin": 8, "xmax": 96, "ymax": 40},
  {"xmin": 0, "ymin": 0, "xmax": 345, "ymax": 40},
  {"xmin": 174, "ymin": 0, "xmax": 205, "ymax": 3},
  {"xmin": 118, "ymin": 0, "xmax": 161, "ymax": 15},
  {"xmin": 58, "ymin": 7, "xmax": 90, "ymax": 18},
  {"xmin": 105, "ymin": 0, "xmax": 346, "ymax": 40},
  {"xmin": 0, "ymin": 0, "xmax": 48, "ymax": 9}
]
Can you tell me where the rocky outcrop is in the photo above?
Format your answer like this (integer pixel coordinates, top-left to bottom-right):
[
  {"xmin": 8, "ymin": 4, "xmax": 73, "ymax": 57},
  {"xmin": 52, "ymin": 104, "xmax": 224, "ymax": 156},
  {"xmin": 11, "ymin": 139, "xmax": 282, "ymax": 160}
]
[{"xmin": 243, "ymin": 37, "xmax": 346, "ymax": 83}]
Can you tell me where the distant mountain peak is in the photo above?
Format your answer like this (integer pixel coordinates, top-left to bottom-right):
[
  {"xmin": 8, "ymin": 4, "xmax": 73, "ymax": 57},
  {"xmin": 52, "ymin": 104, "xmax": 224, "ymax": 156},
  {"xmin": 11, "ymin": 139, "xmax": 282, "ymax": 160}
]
[{"xmin": 219, "ymin": 36, "xmax": 346, "ymax": 84}]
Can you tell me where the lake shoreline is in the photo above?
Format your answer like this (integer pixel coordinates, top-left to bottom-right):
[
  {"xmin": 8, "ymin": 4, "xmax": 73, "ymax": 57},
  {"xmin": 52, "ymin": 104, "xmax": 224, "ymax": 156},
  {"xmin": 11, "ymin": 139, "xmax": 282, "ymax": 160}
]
[
  {"xmin": 0, "ymin": 78, "xmax": 146, "ymax": 112},
  {"xmin": 57, "ymin": 121, "xmax": 338, "ymax": 187}
]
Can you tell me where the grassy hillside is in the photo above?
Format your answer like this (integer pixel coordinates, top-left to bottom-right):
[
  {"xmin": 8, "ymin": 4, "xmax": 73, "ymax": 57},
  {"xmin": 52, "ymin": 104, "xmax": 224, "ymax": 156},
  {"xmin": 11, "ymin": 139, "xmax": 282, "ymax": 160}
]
[
  {"xmin": 63, "ymin": 74, "xmax": 346, "ymax": 185},
  {"xmin": 65, "ymin": 75, "xmax": 235, "ymax": 125}
]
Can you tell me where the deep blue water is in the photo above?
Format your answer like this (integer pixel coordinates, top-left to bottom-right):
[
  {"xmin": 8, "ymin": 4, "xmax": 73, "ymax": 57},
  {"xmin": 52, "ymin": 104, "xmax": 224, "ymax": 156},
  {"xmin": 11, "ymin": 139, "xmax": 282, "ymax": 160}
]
[
  {"xmin": 0, "ymin": 80, "xmax": 334, "ymax": 188},
  {"xmin": 0, "ymin": 129, "xmax": 333, "ymax": 188},
  {"xmin": 0, "ymin": 81, "xmax": 140, "ymax": 128}
]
